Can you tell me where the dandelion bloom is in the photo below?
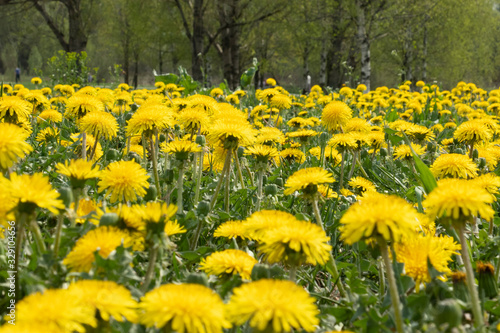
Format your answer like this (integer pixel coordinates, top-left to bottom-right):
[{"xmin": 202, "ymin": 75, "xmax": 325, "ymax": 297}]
[
  {"xmin": 270, "ymin": 94, "xmax": 292, "ymax": 109},
  {"xmin": 321, "ymin": 101, "xmax": 352, "ymax": 131},
  {"xmin": 139, "ymin": 283, "xmax": 231, "ymax": 333},
  {"xmin": 280, "ymin": 148, "xmax": 305, "ymax": 163},
  {"xmin": 98, "ymin": 160, "xmax": 150, "ymax": 203},
  {"xmin": 177, "ymin": 107, "xmax": 210, "ymax": 133},
  {"xmin": 470, "ymin": 173, "xmax": 500, "ymax": 195},
  {"xmin": 226, "ymin": 279, "xmax": 319, "ymax": 332},
  {"xmin": 256, "ymin": 127, "xmax": 286, "ymax": 146},
  {"xmin": 79, "ymin": 110, "xmax": 118, "ymax": 140},
  {"xmin": 200, "ymin": 249, "xmax": 257, "ymax": 280},
  {"xmin": 63, "ymin": 226, "xmax": 133, "ymax": 272},
  {"xmin": 328, "ymin": 133, "xmax": 358, "ymax": 151},
  {"xmin": 347, "ymin": 176, "xmax": 376, "ymax": 195},
  {"xmin": 0, "ymin": 96, "xmax": 31, "ymax": 123},
  {"xmin": 423, "ymin": 179, "xmax": 495, "ymax": 223},
  {"xmin": 243, "ymin": 210, "xmax": 298, "ymax": 241},
  {"xmin": 210, "ymin": 87, "xmax": 224, "ymax": 97},
  {"xmin": 393, "ymin": 144, "xmax": 426, "ymax": 161},
  {"xmin": 64, "ymin": 94, "xmax": 105, "ymax": 119},
  {"xmin": 38, "ymin": 109, "xmax": 62, "ymax": 123},
  {"xmin": 430, "ymin": 153, "xmax": 478, "ymax": 179},
  {"xmin": 244, "ymin": 144, "xmax": 280, "ymax": 163},
  {"xmin": 31, "ymin": 77, "xmax": 42, "ymax": 85},
  {"xmin": 161, "ymin": 139, "xmax": 202, "ymax": 160},
  {"xmin": 126, "ymin": 104, "xmax": 175, "ymax": 136},
  {"xmin": 214, "ymin": 220, "xmax": 248, "ymax": 239},
  {"xmin": 9, "ymin": 172, "xmax": 64, "ymax": 215},
  {"xmin": 68, "ymin": 280, "xmax": 138, "ymax": 323},
  {"xmin": 284, "ymin": 167, "xmax": 335, "ymax": 196},
  {"xmin": 394, "ymin": 233, "xmax": 460, "ymax": 291},
  {"xmin": 56, "ymin": 159, "xmax": 101, "ymax": 188},
  {"xmin": 6, "ymin": 288, "xmax": 97, "ymax": 333},
  {"xmin": 339, "ymin": 192, "xmax": 420, "ymax": 244},
  {"xmin": 0, "ymin": 123, "xmax": 32, "ymax": 169},
  {"xmin": 454, "ymin": 119, "xmax": 493, "ymax": 144},
  {"xmin": 258, "ymin": 218, "xmax": 332, "ymax": 266},
  {"xmin": 207, "ymin": 118, "xmax": 256, "ymax": 148}
]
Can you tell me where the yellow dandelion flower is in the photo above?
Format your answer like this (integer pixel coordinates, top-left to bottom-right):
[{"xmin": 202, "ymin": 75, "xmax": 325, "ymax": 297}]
[
  {"xmin": 470, "ymin": 173, "xmax": 500, "ymax": 195},
  {"xmin": 65, "ymin": 94, "xmax": 104, "ymax": 119},
  {"xmin": 126, "ymin": 104, "xmax": 175, "ymax": 136},
  {"xmin": 178, "ymin": 107, "xmax": 210, "ymax": 133},
  {"xmin": 244, "ymin": 144, "xmax": 279, "ymax": 163},
  {"xmin": 214, "ymin": 220, "xmax": 247, "ymax": 239},
  {"xmin": 266, "ymin": 78, "xmax": 277, "ymax": 86},
  {"xmin": 98, "ymin": 160, "xmax": 150, "ymax": 203},
  {"xmin": 348, "ymin": 176, "xmax": 376, "ymax": 195},
  {"xmin": 280, "ymin": 148, "xmax": 305, "ymax": 163},
  {"xmin": 31, "ymin": 77, "xmax": 42, "ymax": 85},
  {"xmin": 200, "ymin": 249, "xmax": 257, "ymax": 280},
  {"xmin": 138, "ymin": 201, "xmax": 177, "ymax": 224},
  {"xmin": 35, "ymin": 127, "xmax": 59, "ymax": 143},
  {"xmin": 139, "ymin": 283, "xmax": 231, "ymax": 332},
  {"xmin": 328, "ymin": 133, "xmax": 358, "ymax": 151},
  {"xmin": 161, "ymin": 139, "xmax": 201, "ymax": 160},
  {"xmin": 207, "ymin": 118, "xmax": 256, "ymax": 148},
  {"xmin": 24, "ymin": 91, "xmax": 50, "ymax": 113},
  {"xmin": 270, "ymin": 94, "xmax": 292, "ymax": 109},
  {"xmin": 187, "ymin": 94, "xmax": 219, "ymax": 115},
  {"xmin": 79, "ymin": 110, "xmax": 118, "ymax": 140},
  {"xmin": 0, "ymin": 123, "xmax": 32, "ymax": 169},
  {"xmin": 56, "ymin": 159, "xmax": 101, "ymax": 189},
  {"xmin": 394, "ymin": 233, "xmax": 460, "ymax": 291},
  {"xmin": 63, "ymin": 226, "xmax": 133, "ymax": 272},
  {"xmin": 226, "ymin": 279, "xmax": 319, "ymax": 333},
  {"xmin": 7, "ymin": 288, "xmax": 96, "ymax": 333},
  {"xmin": 226, "ymin": 94, "xmax": 240, "ymax": 104},
  {"xmin": 243, "ymin": 210, "xmax": 298, "ymax": 241},
  {"xmin": 454, "ymin": 119, "xmax": 493, "ymax": 145},
  {"xmin": 344, "ymin": 117, "xmax": 371, "ymax": 133},
  {"xmin": 68, "ymin": 280, "xmax": 138, "ymax": 323},
  {"xmin": 423, "ymin": 179, "xmax": 495, "ymax": 223},
  {"xmin": 258, "ymin": 219, "xmax": 332, "ymax": 266},
  {"xmin": 318, "ymin": 184, "xmax": 338, "ymax": 198},
  {"xmin": 321, "ymin": 101, "xmax": 353, "ymax": 131},
  {"xmin": 430, "ymin": 153, "xmax": 478, "ymax": 179},
  {"xmin": 393, "ymin": 144, "xmax": 426, "ymax": 161},
  {"xmin": 256, "ymin": 127, "xmax": 286, "ymax": 146},
  {"xmin": 38, "ymin": 108, "xmax": 62, "ymax": 123},
  {"xmin": 9, "ymin": 172, "xmax": 64, "ymax": 215},
  {"xmin": 72, "ymin": 198, "xmax": 102, "ymax": 225},
  {"xmin": 284, "ymin": 167, "xmax": 335, "ymax": 196},
  {"xmin": 339, "ymin": 192, "xmax": 420, "ymax": 244},
  {"xmin": 0, "ymin": 96, "xmax": 31, "ymax": 123},
  {"xmin": 210, "ymin": 88, "xmax": 224, "ymax": 97}
]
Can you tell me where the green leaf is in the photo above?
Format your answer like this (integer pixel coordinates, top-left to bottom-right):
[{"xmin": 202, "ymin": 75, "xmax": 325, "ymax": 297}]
[
  {"xmin": 385, "ymin": 108, "xmax": 399, "ymax": 122},
  {"xmin": 154, "ymin": 73, "xmax": 178, "ymax": 85},
  {"xmin": 240, "ymin": 58, "xmax": 258, "ymax": 88},
  {"xmin": 403, "ymin": 134, "xmax": 437, "ymax": 194}
]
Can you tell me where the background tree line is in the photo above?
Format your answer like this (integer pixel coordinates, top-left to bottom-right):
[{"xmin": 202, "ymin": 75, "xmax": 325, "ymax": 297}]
[{"xmin": 0, "ymin": 0, "xmax": 499, "ymax": 91}]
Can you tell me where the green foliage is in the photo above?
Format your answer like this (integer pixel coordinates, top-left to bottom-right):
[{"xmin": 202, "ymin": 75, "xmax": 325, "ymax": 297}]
[{"xmin": 46, "ymin": 50, "xmax": 94, "ymax": 86}]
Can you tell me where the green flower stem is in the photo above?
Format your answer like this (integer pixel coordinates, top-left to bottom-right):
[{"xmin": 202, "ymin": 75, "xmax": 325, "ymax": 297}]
[
  {"xmin": 339, "ymin": 151, "xmax": 346, "ymax": 190},
  {"xmin": 456, "ymin": 223, "xmax": 485, "ymax": 332},
  {"xmin": 150, "ymin": 136, "xmax": 160, "ymax": 199},
  {"xmin": 348, "ymin": 150, "xmax": 358, "ymax": 179},
  {"xmin": 256, "ymin": 169, "xmax": 264, "ymax": 212},
  {"xmin": 126, "ymin": 137, "xmax": 131, "ymax": 156},
  {"xmin": 379, "ymin": 237, "xmax": 404, "ymax": 333},
  {"xmin": 209, "ymin": 149, "xmax": 232, "ymax": 210},
  {"xmin": 244, "ymin": 164, "xmax": 254, "ymax": 187},
  {"xmin": 30, "ymin": 219, "xmax": 46, "ymax": 254},
  {"xmin": 190, "ymin": 217, "xmax": 204, "ymax": 251},
  {"xmin": 233, "ymin": 152, "xmax": 246, "ymax": 190},
  {"xmin": 89, "ymin": 133, "xmax": 100, "ymax": 161},
  {"xmin": 378, "ymin": 257, "xmax": 386, "ymax": 299},
  {"xmin": 142, "ymin": 133, "xmax": 147, "ymax": 168},
  {"xmin": 495, "ymin": 257, "xmax": 500, "ymax": 283},
  {"xmin": 356, "ymin": 157, "xmax": 369, "ymax": 178},
  {"xmin": 141, "ymin": 245, "xmax": 158, "ymax": 293},
  {"xmin": 289, "ymin": 265, "xmax": 297, "ymax": 282},
  {"xmin": 224, "ymin": 159, "xmax": 231, "ymax": 213},
  {"xmin": 194, "ymin": 151, "xmax": 204, "ymax": 205},
  {"xmin": 70, "ymin": 188, "xmax": 81, "ymax": 227},
  {"xmin": 82, "ymin": 132, "xmax": 87, "ymax": 160},
  {"xmin": 53, "ymin": 214, "xmax": 64, "ymax": 257},
  {"xmin": 312, "ymin": 198, "xmax": 347, "ymax": 298},
  {"xmin": 320, "ymin": 145, "xmax": 326, "ymax": 168},
  {"xmin": 177, "ymin": 161, "xmax": 185, "ymax": 214}
]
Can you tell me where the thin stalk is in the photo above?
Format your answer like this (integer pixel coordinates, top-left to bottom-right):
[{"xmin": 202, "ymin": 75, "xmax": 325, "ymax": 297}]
[
  {"xmin": 141, "ymin": 245, "xmax": 158, "ymax": 293},
  {"xmin": 29, "ymin": 219, "xmax": 46, "ymax": 254},
  {"xmin": 379, "ymin": 237, "xmax": 404, "ymax": 333},
  {"xmin": 176, "ymin": 161, "xmax": 184, "ymax": 214},
  {"xmin": 469, "ymin": 142, "xmax": 475, "ymax": 159},
  {"xmin": 142, "ymin": 133, "xmax": 147, "ymax": 168},
  {"xmin": 194, "ymin": 151, "xmax": 204, "ymax": 205},
  {"xmin": 70, "ymin": 188, "xmax": 81, "ymax": 227},
  {"xmin": 320, "ymin": 145, "xmax": 326, "ymax": 168},
  {"xmin": 456, "ymin": 223, "xmax": 485, "ymax": 331},
  {"xmin": 312, "ymin": 197, "xmax": 347, "ymax": 297},
  {"xmin": 244, "ymin": 164, "xmax": 255, "ymax": 187},
  {"xmin": 233, "ymin": 152, "xmax": 245, "ymax": 189},
  {"xmin": 190, "ymin": 217, "xmax": 204, "ymax": 251},
  {"xmin": 339, "ymin": 151, "xmax": 346, "ymax": 189},
  {"xmin": 209, "ymin": 149, "xmax": 232, "ymax": 210},
  {"xmin": 289, "ymin": 265, "xmax": 297, "ymax": 282},
  {"xmin": 356, "ymin": 157, "xmax": 369, "ymax": 178},
  {"xmin": 82, "ymin": 132, "xmax": 87, "ymax": 160},
  {"xmin": 378, "ymin": 257, "xmax": 386, "ymax": 299},
  {"xmin": 89, "ymin": 133, "xmax": 100, "ymax": 161},
  {"xmin": 53, "ymin": 214, "xmax": 64, "ymax": 257},
  {"xmin": 151, "ymin": 136, "xmax": 160, "ymax": 199},
  {"xmin": 348, "ymin": 150, "xmax": 358, "ymax": 179},
  {"xmin": 256, "ymin": 169, "xmax": 264, "ymax": 211},
  {"xmin": 224, "ymin": 157, "xmax": 231, "ymax": 213},
  {"xmin": 126, "ymin": 137, "xmax": 131, "ymax": 156}
]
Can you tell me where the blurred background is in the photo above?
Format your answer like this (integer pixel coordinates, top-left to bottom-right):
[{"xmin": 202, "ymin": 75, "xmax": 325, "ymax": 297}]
[{"xmin": 0, "ymin": 0, "xmax": 499, "ymax": 91}]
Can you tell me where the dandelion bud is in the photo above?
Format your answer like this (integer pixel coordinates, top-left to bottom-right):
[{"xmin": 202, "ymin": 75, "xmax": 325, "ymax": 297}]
[
  {"xmin": 472, "ymin": 148, "xmax": 479, "ymax": 160},
  {"xmin": 275, "ymin": 177, "xmax": 284, "ymax": 187},
  {"xmin": 106, "ymin": 148, "xmax": 120, "ymax": 161},
  {"xmin": 434, "ymin": 299, "xmax": 462, "ymax": 329},
  {"xmin": 478, "ymin": 157, "xmax": 487, "ymax": 169},
  {"xmin": 195, "ymin": 135, "xmax": 206, "ymax": 146},
  {"xmin": 379, "ymin": 147, "xmax": 388, "ymax": 157},
  {"xmin": 319, "ymin": 132, "xmax": 330, "ymax": 148},
  {"xmin": 264, "ymin": 184, "xmax": 278, "ymax": 196},
  {"xmin": 100, "ymin": 213, "xmax": 119, "ymax": 227},
  {"xmin": 57, "ymin": 186, "xmax": 73, "ymax": 209},
  {"xmin": 251, "ymin": 263, "xmax": 271, "ymax": 281},
  {"xmin": 143, "ymin": 184, "xmax": 157, "ymax": 202},
  {"xmin": 451, "ymin": 271, "xmax": 469, "ymax": 302},
  {"xmin": 186, "ymin": 272, "xmax": 209, "ymax": 287},
  {"xmin": 477, "ymin": 262, "xmax": 498, "ymax": 298},
  {"xmin": 196, "ymin": 201, "xmax": 210, "ymax": 217}
]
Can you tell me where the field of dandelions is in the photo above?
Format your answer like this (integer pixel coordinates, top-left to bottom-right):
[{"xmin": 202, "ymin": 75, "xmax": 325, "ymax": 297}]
[{"xmin": 1, "ymin": 76, "xmax": 500, "ymax": 333}]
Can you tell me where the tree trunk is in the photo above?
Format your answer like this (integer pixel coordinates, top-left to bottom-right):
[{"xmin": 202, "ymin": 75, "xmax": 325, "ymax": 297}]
[
  {"xmin": 356, "ymin": 0, "xmax": 370, "ymax": 91},
  {"xmin": 191, "ymin": 0, "xmax": 204, "ymax": 82},
  {"xmin": 133, "ymin": 52, "xmax": 139, "ymax": 89},
  {"xmin": 123, "ymin": 34, "xmax": 130, "ymax": 84},
  {"xmin": 66, "ymin": 0, "xmax": 87, "ymax": 52},
  {"xmin": 319, "ymin": 38, "xmax": 327, "ymax": 87},
  {"xmin": 17, "ymin": 41, "xmax": 31, "ymax": 75},
  {"xmin": 422, "ymin": 23, "xmax": 427, "ymax": 82},
  {"xmin": 218, "ymin": 0, "xmax": 241, "ymax": 90}
]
